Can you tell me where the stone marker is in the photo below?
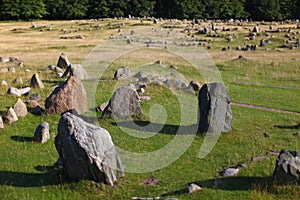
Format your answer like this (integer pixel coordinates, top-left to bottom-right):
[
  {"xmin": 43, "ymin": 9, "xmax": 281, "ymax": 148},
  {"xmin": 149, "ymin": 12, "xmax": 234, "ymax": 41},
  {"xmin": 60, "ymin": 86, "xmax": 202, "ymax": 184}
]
[
  {"xmin": 102, "ymin": 85, "xmax": 141, "ymax": 118},
  {"xmin": 2, "ymin": 107, "xmax": 18, "ymax": 124},
  {"xmin": 13, "ymin": 77, "xmax": 23, "ymax": 84},
  {"xmin": 19, "ymin": 87, "xmax": 31, "ymax": 95},
  {"xmin": 55, "ymin": 112, "xmax": 124, "ymax": 186},
  {"xmin": 7, "ymin": 87, "xmax": 21, "ymax": 97},
  {"xmin": 96, "ymin": 101, "xmax": 109, "ymax": 112},
  {"xmin": 1, "ymin": 80, "xmax": 8, "ymax": 86},
  {"xmin": 198, "ymin": 82, "xmax": 232, "ymax": 133},
  {"xmin": 220, "ymin": 168, "xmax": 240, "ymax": 177},
  {"xmin": 114, "ymin": 66, "xmax": 131, "ymax": 80},
  {"xmin": 30, "ymin": 74, "xmax": 44, "ymax": 89},
  {"xmin": 45, "ymin": 76, "xmax": 88, "ymax": 115},
  {"xmin": 273, "ymin": 149, "xmax": 300, "ymax": 185},
  {"xmin": 62, "ymin": 64, "xmax": 88, "ymax": 80},
  {"xmin": 57, "ymin": 53, "xmax": 71, "ymax": 69},
  {"xmin": 33, "ymin": 122, "xmax": 50, "ymax": 144},
  {"xmin": 13, "ymin": 98, "xmax": 27, "ymax": 117},
  {"xmin": 187, "ymin": 183, "xmax": 202, "ymax": 194}
]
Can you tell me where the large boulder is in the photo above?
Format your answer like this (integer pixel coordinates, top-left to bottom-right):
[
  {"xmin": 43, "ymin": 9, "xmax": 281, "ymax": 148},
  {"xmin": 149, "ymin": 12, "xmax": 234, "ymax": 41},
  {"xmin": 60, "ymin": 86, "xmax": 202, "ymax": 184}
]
[
  {"xmin": 114, "ymin": 66, "xmax": 131, "ymax": 80},
  {"xmin": 57, "ymin": 53, "xmax": 71, "ymax": 69},
  {"xmin": 198, "ymin": 82, "xmax": 232, "ymax": 133},
  {"xmin": 273, "ymin": 149, "xmax": 300, "ymax": 185},
  {"xmin": 33, "ymin": 122, "xmax": 50, "ymax": 144},
  {"xmin": 62, "ymin": 64, "xmax": 88, "ymax": 80},
  {"xmin": 45, "ymin": 76, "xmax": 88, "ymax": 115},
  {"xmin": 55, "ymin": 112, "xmax": 124, "ymax": 185},
  {"xmin": 13, "ymin": 98, "xmax": 27, "ymax": 117},
  {"xmin": 102, "ymin": 85, "xmax": 141, "ymax": 118},
  {"xmin": 2, "ymin": 107, "xmax": 18, "ymax": 124}
]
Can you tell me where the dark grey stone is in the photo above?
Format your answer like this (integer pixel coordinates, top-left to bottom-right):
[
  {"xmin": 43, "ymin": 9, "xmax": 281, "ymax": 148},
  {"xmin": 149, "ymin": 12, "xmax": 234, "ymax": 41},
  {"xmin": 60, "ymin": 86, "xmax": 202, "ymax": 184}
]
[
  {"xmin": 62, "ymin": 64, "xmax": 88, "ymax": 80},
  {"xmin": 273, "ymin": 149, "xmax": 300, "ymax": 185},
  {"xmin": 57, "ymin": 53, "xmax": 70, "ymax": 69},
  {"xmin": 102, "ymin": 85, "xmax": 141, "ymax": 118},
  {"xmin": 30, "ymin": 74, "xmax": 44, "ymax": 89},
  {"xmin": 198, "ymin": 82, "xmax": 232, "ymax": 133},
  {"xmin": 114, "ymin": 66, "xmax": 131, "ymax": 80},
  {"xmin": 55, "ymin": 112, "xmax": 124, "ymax": 185}
]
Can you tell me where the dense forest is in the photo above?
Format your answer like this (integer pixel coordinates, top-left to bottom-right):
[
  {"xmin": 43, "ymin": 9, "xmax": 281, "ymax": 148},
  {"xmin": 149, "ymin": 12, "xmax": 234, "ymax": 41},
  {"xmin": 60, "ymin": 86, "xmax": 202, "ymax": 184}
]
[{"xmin": 0, "ymin": 0, "xmax": 300, "ymax": 21}]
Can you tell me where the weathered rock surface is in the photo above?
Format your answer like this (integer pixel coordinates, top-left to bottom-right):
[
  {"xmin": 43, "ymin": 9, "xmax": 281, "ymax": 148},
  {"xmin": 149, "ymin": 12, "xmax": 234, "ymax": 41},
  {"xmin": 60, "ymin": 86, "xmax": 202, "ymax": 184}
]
[
  {"xmin": 114, "ymin": 66, "xmax": 131, "ymax": 80},
  {"xmin": 19, "ymin": 87, "xmax": 31, "ymax": 95},
  {"xmin": 198, "ymin": 82, "xmax": 232, "ymax": 133},
  {"xmin": 33, "ymin": 122, "xmax": 50, "ymax": 144},
  {"xmin": 165, "ymin": 78, "xmax": 188, "ymax": 90},
  {"xmin": 7, "ymin": 87, "xmax": 21, "ymax": 97},
  {"xmin": 2, "ymin": 107, "xmax": 18, "ymax": 124},
  {"xmin": 57, "ymin": 53, "xmax": 71, "ymax": 69},
  {"xmin": 45, "ymin": 76, "xmax": 88, "ymax": 115},
  {"xmin": 30, "ymin": 74, "xmax": 44, "ymax": 89},
  {"xmin": 55, "ymin": 112, "xmax": 124, "ymax": 185},
  {"xmin": 13, "ymin": 98, "xmax": 27, "ymax": 117},
  {"xmin": 187, "ymin": 183, "xmax": 202, "ymax": 194},
  {"xmin": 273, "ymin": 149, "xmax": 300, "ymax": 185},
  {"xmin": 102, "ymin": 85, "xmax": 141, "ymax": 118},
  {"xmin": 62, "ymin": 64, "xmax": 88, "ymax": 80}
]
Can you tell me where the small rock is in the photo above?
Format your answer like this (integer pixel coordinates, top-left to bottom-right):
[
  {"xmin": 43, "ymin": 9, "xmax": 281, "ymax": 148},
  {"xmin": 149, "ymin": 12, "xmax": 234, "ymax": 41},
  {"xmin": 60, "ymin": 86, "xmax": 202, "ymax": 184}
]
[
  {"xmin": 139, "ymin": 96, "xmax": 151, "ymax": 101},
  {"xmin": 30, "ymin": 93, "xmax": 42, "ymax": 101},
  {"xmin": 33, "ymin": 122, "xmax": 50, "ymax": 144},
  {"xmin": 0, "ymin": 117, "xmax": 3, "ymax": 129},
  {"xmin": 8, "ymin": 67, "xmax": 16, "ymax": 73},
  {"xmin": 30, "ymin": 74, "xmax": 44, "ymax": 89},
  {"xmin": 250, "ymin": 156, "xmax": 269, "ymax": 162},
  {"xmin": 114, "ymin": 66, "xmax": 131, "ymax": 80},
  {"xmin": 26, "ymin": 100, "xmax": 40, "ymax": 108},
  {"xmin": 220, "ymin": 168, "xmax": 239, "ymax": 177},
  {"xmin": 13, "ymin": 77, "xmax": 23, "ymax": 84},
  {"xmin": 96, "ymin": 101, "xmax": 109, "ymax": 112},
  {"xmin": 2, "ymin": 107, "xmax": 18, "ymax": 124},
  {"xmin": 25, "ymin": 69, "xmax": 31, "ymax": 72},
  {"xmin": 19, "ymin": 87, "xmax": 31, "ymax": 95},
  {"xmin": 189, "ymin": 80, "xmax": 201, "ymax": 92},
  {"xmin": 7, "ymin": 87, "xmax": 21, "ymax": 97},
  {"xmin": 187, "ymin": 183, "xmax": 202, "ymax": 194},
  {"xmin": 1, "ymin": 80, "xmax": 8, "ymax": 86},
  {"xmin": 13, "ymin": 98, "xmax": 27, "ymax": 117},
  {"xmin": 30, "ymin": 105, "xmax": 43, "ymax": 115}
]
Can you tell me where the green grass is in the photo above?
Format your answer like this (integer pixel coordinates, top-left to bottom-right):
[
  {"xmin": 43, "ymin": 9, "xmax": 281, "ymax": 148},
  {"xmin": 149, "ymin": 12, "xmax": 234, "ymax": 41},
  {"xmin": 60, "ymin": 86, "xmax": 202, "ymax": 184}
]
[{"xmin": 0, "ymin": 19, "xmax": 300, "ymax": 200}]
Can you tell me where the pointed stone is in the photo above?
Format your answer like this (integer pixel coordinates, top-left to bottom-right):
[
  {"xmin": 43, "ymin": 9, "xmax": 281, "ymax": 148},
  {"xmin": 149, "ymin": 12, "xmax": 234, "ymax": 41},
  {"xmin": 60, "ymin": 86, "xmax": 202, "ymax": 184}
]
[
  {"xmin": 57, "ymin": 53, "xmax": 71, "ymax": 69},
  {"xmin": 7, "ymin": 87, "xmax": 21, "ymax": 97},
  {"xmin": 2, "ymin": 107, "xmax": 18, "ymax": 124},
  {"xmin": 30, "ymin": 74, "xmax": 44, "ymax": 89},
  {"xmin": 1, "ymin": 80, "xmax": 8, "ymax": 86},
  {"xmin": 19, "ymin": 87, "xmax": 31, "ymax": 95},
  {"xmin": 13, "ymin": 77, "xmax": 23, "ymax": 84},
  {"xmin": 33, "ymin": 122, "xmax": 50, "ymax": 144},
  {"xmin": 13, "ymin": 98, "xmax": 27, "ymax": 117}
]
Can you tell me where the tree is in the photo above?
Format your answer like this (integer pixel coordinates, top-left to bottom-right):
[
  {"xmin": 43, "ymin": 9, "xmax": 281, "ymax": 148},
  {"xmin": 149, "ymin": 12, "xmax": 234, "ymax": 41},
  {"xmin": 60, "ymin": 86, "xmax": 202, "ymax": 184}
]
[
  {"xmin": 246, "ymin": 0, "xmax": 282, "ymax": 21},
  {"xmin": 88, "ymin": 0, "xmax": 110, "ymax": 18}
]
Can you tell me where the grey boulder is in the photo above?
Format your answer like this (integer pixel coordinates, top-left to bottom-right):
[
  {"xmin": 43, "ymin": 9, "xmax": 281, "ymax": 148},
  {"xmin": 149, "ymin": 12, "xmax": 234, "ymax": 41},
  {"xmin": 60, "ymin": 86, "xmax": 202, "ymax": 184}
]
[
  {"xmin": 198, "ymin": 82, "xmax": 232, "ymax": 133},
  {"xmin": 7, "ymin": 87, "xmax": 21, "ymax": 97},
  {"xmin": 114, "ymin": 66, "xmax": 131, "ymax": 80},
  {"xmin": 13, "ymin": 98, "xmax": 27, "ymax": 117},
  {"xmin": 273, "ymin": 149, "xmax": 300, "ymax": 185},
  {"xmin": 62, "ymin": 64, "xmax": 88, "ymax": 80},
  {"xmin": 2, "ymin": 107, "xmax": 18, "ymax": 124},
  {"xmin": 102, "ymin": 85, "xmax": 141, "ymax": 118},
  {"xmin": 55, "ymin": 112, "xmax": 124, "ymax": 185},
  {"xmin": 33, "ymin": 122, "xmax": 50, "ymax": 144}
]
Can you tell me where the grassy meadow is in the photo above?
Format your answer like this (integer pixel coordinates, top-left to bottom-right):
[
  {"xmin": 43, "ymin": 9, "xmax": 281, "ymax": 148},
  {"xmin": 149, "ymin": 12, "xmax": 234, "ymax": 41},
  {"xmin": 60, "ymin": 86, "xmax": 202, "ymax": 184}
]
[{"xmin": 0, "ymin": 19, "xmax": 299, "ymax": 200}]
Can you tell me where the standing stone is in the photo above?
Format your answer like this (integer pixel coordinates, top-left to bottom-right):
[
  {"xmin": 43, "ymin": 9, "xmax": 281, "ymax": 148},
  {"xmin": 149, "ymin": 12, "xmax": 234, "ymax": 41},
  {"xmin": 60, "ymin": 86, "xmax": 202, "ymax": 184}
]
[
  {"xmin": 8, "ymin": 67, "xmax": 16, "ymax": 73},
  {"xmin": 13, "ymin": 77, "xmax": 23, "ymax": 84},
  {"xmin": 1, "ymin": 80, "xmax": 8, "ymax": 86},
  {"xmin": 2, "ymin": 107, "xmax": 18, "ymax": 124},
  {"xmin": 57, "ymin": 53, "xmax": 71, "ymax": 69},
  {"xmin": 273, "ymin": 149, "xmax": 300, "ymax": 185},
  {"xmin": 102, "ymin": 85, "xmax": 141, "ymax": 118},
  {"xmin": 260, "ymin": 39, "xmax": 266, "ymax": 47},
  {"xmin": 252, "ymin": 26, "xmax": 260, "ymax": 33},
  {"xmin": 114, "ymin": 66, "xmax": 131, "ymax": 80},
  {"xmin": 198, "ymin": 82, "xmax": 232, "ymax": 133},
  {"xmin": 55, "ymin": 112, "xmax": 124, "ymax": 185},
  {"xmin": 33, "ymin": 122, "xmax": 50, "ymax": 144},
  {"xmin": 30, "ymin": 74, "xmax": 44, "ymax": 89},
  {"xmin": 188, "ymin": 183, "xmax": 202, "ymax": 194},
  {"xmin": 62, "ymin": 64, "xmax": 88, "ymax": 80},
  {"xmin": 45, "ymin": 76, "xmax": 88, "ymax": 115},
  {"xmin": 0, "ymin": 117, "xmax": 3, "ymax": 129},
  {"xmin": 7, "ymin": 87, "xmax": 21, "ymax": 97},
  {"xmin": 13, "ymin": 98, "xmax": 27, "ymax": 117}
]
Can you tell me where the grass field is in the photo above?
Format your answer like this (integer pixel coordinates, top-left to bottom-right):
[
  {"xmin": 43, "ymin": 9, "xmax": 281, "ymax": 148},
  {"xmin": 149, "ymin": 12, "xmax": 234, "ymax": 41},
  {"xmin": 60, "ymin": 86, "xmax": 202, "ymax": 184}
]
[{"xmin": 0, "ymin": 19, "xmax": 299, "ymax": 200}]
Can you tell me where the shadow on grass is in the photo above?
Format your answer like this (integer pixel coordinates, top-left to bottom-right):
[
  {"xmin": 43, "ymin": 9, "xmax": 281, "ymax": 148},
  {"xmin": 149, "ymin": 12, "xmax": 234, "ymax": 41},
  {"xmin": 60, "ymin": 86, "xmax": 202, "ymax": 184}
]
[
  {"xmin": 0, "ymin": 166, "xmax": 60, "ymax": 187},
  {"xmin": 162, "ymin": 176, "xmax": 273, "ymax": 196},
  {"xmin": 111, "ymin": 120, "xmax": 199, "ymax": 135},
  {"xmin": 10, "ymin": 136, "xmax": 34, "ymax": 142},
  {"xmin": 274, "ymin": 123, "xmax": 299, "ymax": 129}
]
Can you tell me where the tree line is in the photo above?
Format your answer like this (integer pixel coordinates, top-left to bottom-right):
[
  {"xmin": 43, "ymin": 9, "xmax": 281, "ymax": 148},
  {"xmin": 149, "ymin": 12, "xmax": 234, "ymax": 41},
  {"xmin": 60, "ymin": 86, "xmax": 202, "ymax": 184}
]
[{"xmin": 0, "ymin": 0, "xmax": 299, "ymax": 21}]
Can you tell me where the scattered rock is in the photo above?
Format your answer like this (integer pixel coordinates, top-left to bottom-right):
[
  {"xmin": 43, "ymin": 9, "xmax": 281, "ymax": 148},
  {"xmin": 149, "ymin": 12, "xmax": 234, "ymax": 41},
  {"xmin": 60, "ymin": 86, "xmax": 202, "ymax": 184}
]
[
  {"xmin": 0, "ymin": 117, "xmax": 3, "ymax": 129},
  {"xmin": 220, "ymin": 168, "xmax": 240, "ymax": 177},
  {"xmin": 142, "ymin": 177, "xmax": 159, "ymax": 185},
  {"xmin": 187, "ymin": 183, "xmax": 202, "ymax": 194},
  {"xmin": 62, "ymin": 64, "xmax": 88, "ymax": 80},
  {"xmin": 55, "ymin": 112, "xmax": 124, "ymax": 185},
  {"xmin": 250, "ymin": 156, "xmax": 269, "ymax": 162},
  {"xmin": 30, "ymin": 105, "xmax": 43, "ymax": 115},
  {"xmin": 30, "ymin": 93, "xmax": 42, "ymax": 101},
  {"xmin": 8, "ymin": 67, "xmax": 16, "ymax": 73},
  {"xmin": 189, "ymin": 80, "xmax": 201, "ymax": 92},
  {"xmin": 2, "ymin": 107, "xmax": 18, "ymax": 124},
  {"xmin": 102, "ymin": 85, "xmax": 141, "ymax": 118},
  {"xmin": 30, "ymin": 74, "xmax": 44, "ymax": 89},
  {"xmin": 260, "ymin": 39, "xmax": 266, "ymax": 47},
  {"xmin": 7, "ymin": 87, "xmax": 21, "ymax": 97},
  {"xmin": 198, "ymin": 82, "xmax": 232, "ymax": 133},
  {"xmin": 26, "ymin": 100, "xmax": 40, "ymax": 108},
  {"xmin": 114, "ymin": 66, "xmax": 131, "ymax": 80},
  {"xmin": 252, "ymin": 26, "xmax": 260, "ymax": 33},
  {"xmin": 45, "ymin": 76, "xmax": 88, "ymax": 115},
  {"xmin": 48, "ymin": 65, "xmax": 64, "ymax": 73},
  {"xmin": 13, "ymin": 98, "xmax": 27, "ymax": 117},
  {"xmin": 139, "ymin": 96, "xmax": 151, "ymax": 101},
  {"xmin": 57, "ymin": 53, "xmax": 71, "ymax": 69},
  {"xmin": 1, "ymin": 80, "xmax": 8, "ymax": 86},
  {"xmin": 33, "ymin": 122, "xmax": 50, "ymax": 144},
  {"xmin": 96, "ymin": 101, "xmax": 109, "ymax": 112},
  {"xmin": 13, "ymin": 77, "xmax": 23, "ymax": 84},
  {"xmin": 273, "ymin": 149, "xmax": 300, "ymax": 185},
  {"xmin": 0, "ymin": 68, "xmax": 9, "ymax": 73},
  {"xmin": 19, "ymin": 87, "xmax": 31, "ymax": 95}
]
